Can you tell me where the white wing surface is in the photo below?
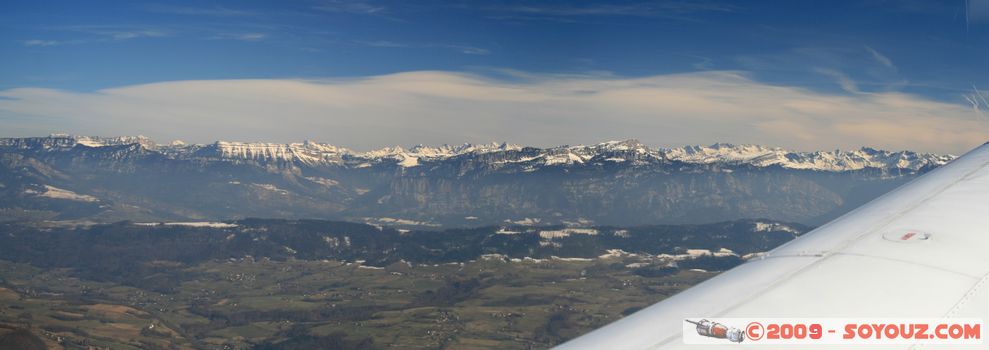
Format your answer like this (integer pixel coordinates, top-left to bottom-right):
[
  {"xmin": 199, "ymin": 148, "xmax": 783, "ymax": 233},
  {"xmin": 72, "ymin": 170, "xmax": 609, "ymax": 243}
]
[{"xmin": 556, "ymin": 142, "xmax": 989, "ymax": 349}]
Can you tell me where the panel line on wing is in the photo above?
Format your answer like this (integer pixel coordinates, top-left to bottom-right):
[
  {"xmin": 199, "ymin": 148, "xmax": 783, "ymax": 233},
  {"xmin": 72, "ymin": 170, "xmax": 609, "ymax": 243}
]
[
  {"xmin": 645, "ymin": 158, "xmax": 989, "ymax": 349},
  {"xmin": 821, "ymin": 160, "xmax": 989, "ymax": 256},
  {"xmin": 770, "ymin": 156, "xmax": 989, "ymax": 258},
  {"xmin": 727, "ymin": 159, "xmax": 989, "ymax": 306},
  {"xmin": 831, "ymin": 252, "xmax": 981, "ymax": 279}
]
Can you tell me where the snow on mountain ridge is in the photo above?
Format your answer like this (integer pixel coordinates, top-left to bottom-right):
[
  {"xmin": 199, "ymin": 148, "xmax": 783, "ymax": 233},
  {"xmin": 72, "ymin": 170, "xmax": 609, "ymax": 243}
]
[
  {"xmin": 0, "ymin": 134, "xmax": 158, "ymax": 151},
  {"xmin": 0, "ymin": 135, "xmax": 954, "ymax": 171},
  {"xmin": 661, "ymin": 143, "xmax": 954, "ymax": 171},
  {"xmin": 205, "ymin": 141, "xmax": 351, "ymax": 166},
  {"xmin": 356, "ymin": 142, "xmax": 523, "ymax": 167}
]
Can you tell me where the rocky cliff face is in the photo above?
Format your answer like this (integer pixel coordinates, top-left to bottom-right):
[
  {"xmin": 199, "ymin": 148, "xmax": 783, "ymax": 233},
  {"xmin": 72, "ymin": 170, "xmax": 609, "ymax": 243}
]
[{"xmin": 0, "ymin": 135, "xmax": 953, "ymax": 226}]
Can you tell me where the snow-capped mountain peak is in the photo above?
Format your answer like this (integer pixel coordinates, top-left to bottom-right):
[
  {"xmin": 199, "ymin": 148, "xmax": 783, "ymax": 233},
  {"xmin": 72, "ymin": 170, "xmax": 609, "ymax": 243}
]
[
  {"xmin": 661, "ymin": 143, "xmax": 953, "ymax": 171},
  {"xmin": 0, "ymin": 135, "xmax": 954, "ymax": 172},
  {"xmin": 0, "ymin": 134, "xmax": 158, "ymax": 151},
  {"xmin": 200, "ymin": 141, "xmax": 351, "ymax": 166}
]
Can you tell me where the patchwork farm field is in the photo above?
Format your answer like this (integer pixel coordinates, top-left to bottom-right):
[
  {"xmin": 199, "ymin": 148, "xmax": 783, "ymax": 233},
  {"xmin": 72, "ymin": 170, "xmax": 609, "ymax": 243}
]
[
  {"xmin": 0, "ymin": 258, "xmax": 713, "ymax": 349},
  {"xmin": 0, "ymin": 219, "xmax": 802, "ymax": 349}
]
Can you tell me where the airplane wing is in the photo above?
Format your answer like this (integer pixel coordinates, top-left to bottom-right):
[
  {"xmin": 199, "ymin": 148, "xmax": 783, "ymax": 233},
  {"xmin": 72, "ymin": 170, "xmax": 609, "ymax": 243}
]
[{"xmin": 555, "ymin": 142, "xmax": 989, "ymax": 349}]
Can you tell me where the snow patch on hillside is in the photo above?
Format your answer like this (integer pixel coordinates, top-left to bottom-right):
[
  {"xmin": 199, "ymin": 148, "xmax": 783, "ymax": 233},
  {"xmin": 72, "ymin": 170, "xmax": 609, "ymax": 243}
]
[
  {"xmin": 135, "ymin": 222, "xmax": 238, "ymax": 228},
  {"xmin": 366, "ymin": 217, "xmax": 440, "ymax": 227},
  {"xmin": 25, "ymin": 185, "xmax": 99, "ymax": 202},
  {"xmin": 539, "ymin": 228, "xmax": 599, "ymax": 239},
  {"xmin": 752, "ymin": 221, "xmax": 801, "ymax": 234},
  {"xmin": 495, "ymin": 227, "xmax": 522, "ymax": 235},
  {"xmin": 252, "ymin": 183, "xmax": 290, "ymax": 194}
]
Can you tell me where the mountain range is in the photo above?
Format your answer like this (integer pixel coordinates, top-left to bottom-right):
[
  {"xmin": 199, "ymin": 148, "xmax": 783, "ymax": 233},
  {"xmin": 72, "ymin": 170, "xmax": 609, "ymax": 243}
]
[{"xmin": 0, "ymin": 135, "xmax": 954, "ymax": 227}]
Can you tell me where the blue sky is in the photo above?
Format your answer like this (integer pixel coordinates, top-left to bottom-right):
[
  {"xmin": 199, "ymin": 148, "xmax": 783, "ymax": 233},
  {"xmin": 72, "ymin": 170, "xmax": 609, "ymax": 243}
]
[{"xmin": 1, "ymin": 0, "xmax": 988, "ymax": 153}]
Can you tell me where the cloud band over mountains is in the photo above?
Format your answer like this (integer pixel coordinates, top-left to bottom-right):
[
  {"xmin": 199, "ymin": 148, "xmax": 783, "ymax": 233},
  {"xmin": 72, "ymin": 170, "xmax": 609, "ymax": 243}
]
[{"xmin": 0, "ymin": 70, "xmax": 984, "ymax": 154}]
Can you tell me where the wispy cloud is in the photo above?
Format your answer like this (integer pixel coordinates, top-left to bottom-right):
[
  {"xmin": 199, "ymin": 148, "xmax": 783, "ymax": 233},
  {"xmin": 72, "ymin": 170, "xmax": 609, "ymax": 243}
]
[
  {"xmin": 969, "ymin": 0, "xmax": 989, "ymax": 24},
  {"xmin": 0, "ymin": 71, "xmax": 982, "ymax": 153},
  {"xmin": 145, "ymin": 4, "xmax": 256, "ymax": 17},
  {"xmin": 864, "ymin": 0, "xmax": 954, "ymax": 13},
  {"xmin": 737, "ymin": 46, "xmax": 909, "ymax": 93},
  {"xmin": 491, "ymin": 2, "xmax": 732, "ymax": 17},
  {"xmin": 59, "ymin": 25, "xmax": 171, "ymax": 41},
  {"xmin": 23, "ymin": 39, "xmax": 61, "ymax": 47},
  {"xmin": 106, "ymin": 30, "xmax": 168, "ymax": 40},
  {"xmin": 211, "ymin": 33, "xmax": 268, "ymax": 42},
  {"xmin": 356, "ymin": 40, "xmax": 490, "ymax": 55},
  {"xmin": 475, "ymin": 0, "xmax": 735, "ymax": 21},
  {"xmin": 681, "ymin": 54, "xmax": 714, "ymax": 70},
  {"xmin": 20, "ymin": 27, "xmax": 167, "ymax": 47},
  {"xmin": 455, "ymin": 46, "xmax": 491, "ymax": 55},
  {"xmin": 864, "ymin": 46, "xmax": 895, "ymax": 69},
  {"xmin": 314, "ymin": 0, "xmax": 385, "ymax": 14},
  {"xmin": 963, "ymin": 85, "xmax": 989, "ymax": 121},
  {"xmin": 814, "ymin": 68, "xmax": 862, "ymax": 94},
  {"xmin": 237, "ymin": 33, "xmax": 267, "ymax": 41},
  {"xmin": 17, "ymin": 25, "xmax": 172, "ymax": 48}
]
